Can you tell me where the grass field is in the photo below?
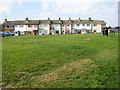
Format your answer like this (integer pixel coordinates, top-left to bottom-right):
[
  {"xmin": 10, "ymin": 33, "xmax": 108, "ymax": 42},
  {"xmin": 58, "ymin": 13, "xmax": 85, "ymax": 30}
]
[{"xmin": 2, "ymin": 33, "xmax": 118, "ymax": 88}]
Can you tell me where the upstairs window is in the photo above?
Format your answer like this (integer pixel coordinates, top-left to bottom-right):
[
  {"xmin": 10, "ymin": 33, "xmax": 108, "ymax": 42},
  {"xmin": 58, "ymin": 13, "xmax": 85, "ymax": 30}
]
[
  {"xmin": 15, "ymin": 25, "xmax": 18, "ymax": 27},
  {"xmin": 72, "ymin": 24, "xmax": 75, "ymax": 27},
  {"xmin": 19, "ymin": 25, "xmax": 24, "ymax": 27},
  {"xmin": 77, "ymin": 24, "xmax": 79, "ymax": 26},
  {"xmin": 28, "ymin": 25, "xmax": 32, "ymax": 27},
  {"xmin": 82, "ymin": 24, "xmax": 85, "ymax": 26},
  {"xmin": 102, "ymin": 24, "xmax": 105, "ymax": 27},
  {"xmin": 87, "ymin": 24, "xmax": 90, "ymax": 26},
  {"xmin": 6, "ymin": 26, "xmax": 9, "ymax": 28},
  {"xmin": 50, "ymin": 24, "xmax": 53, "ymax": 27},
  {"xmin": 11, "ymin": 25, "xmax": 14, "ymax": 29},
  {"xmin": 94, "ymin": 24, "xmax": 97, "ymax": 26},
  {"xmin": 44, "ymin": 24, "xmax": 47, "ymax": 27},
  {"xmin": 62, "ymin": 25, "xmax": 64, "ymax": 27},
  {"xmin": 34, "ymin": 25, "xmax": 37, "ymax": 27}
]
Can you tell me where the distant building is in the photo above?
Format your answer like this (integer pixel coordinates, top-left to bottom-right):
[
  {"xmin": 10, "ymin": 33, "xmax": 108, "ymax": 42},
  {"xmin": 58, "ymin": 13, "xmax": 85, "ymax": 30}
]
[{"xmin": 2, "ymin": 17, "xmax": 106, "ymax": 35}]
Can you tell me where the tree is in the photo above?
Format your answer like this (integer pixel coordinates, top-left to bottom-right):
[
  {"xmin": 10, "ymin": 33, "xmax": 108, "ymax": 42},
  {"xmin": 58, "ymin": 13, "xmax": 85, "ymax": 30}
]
[{"xmin": 0, "ymin": 24, "xmax": 2, "ymax": 31}]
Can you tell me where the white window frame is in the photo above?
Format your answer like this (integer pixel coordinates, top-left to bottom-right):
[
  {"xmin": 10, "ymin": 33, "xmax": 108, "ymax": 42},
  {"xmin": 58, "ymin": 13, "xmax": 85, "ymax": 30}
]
[
  {"xmin": 82, "ymin": 24, "xmax": 85, "ymax": 26},
  {"xmin": 87, "ymin": 24, "xmax": 90, "ymax": 26},
  {"xmin": 28, "ymin": 25, "xmax": 32, "ymax": 28},
  {"xmin": 94, "ymin": 24, "xmax": 97, "ymax": 26},
  {"xmin": 34, "ymin": 25, "xmax": 37, "ymax": 27},
  {"xmin": 19, "ymin": 25, "xmax": 24, "ymax": 28},
  {"xmin": 6, "ymin": 26, "xmax": 9, "ymax": 28}
]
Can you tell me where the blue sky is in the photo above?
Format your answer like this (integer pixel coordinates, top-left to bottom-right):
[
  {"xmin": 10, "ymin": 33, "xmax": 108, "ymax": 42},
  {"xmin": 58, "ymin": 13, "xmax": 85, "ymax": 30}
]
[{"xmin": 0, "ymin": 0, "xmax": 119, "ymax": 27}]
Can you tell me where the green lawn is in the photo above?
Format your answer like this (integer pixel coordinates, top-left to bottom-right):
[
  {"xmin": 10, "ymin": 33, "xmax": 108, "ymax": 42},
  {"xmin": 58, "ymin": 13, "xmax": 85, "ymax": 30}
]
[{"xmin": 2, "ymin": 33, "xmax": 118, "ymax": 88}]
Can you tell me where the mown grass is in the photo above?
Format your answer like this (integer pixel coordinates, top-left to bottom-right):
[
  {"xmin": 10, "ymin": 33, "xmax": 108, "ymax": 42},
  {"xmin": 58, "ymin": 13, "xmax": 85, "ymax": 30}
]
[{"xmin": 2, "ymin": 33, "xmax": 118, "ymax": 88}]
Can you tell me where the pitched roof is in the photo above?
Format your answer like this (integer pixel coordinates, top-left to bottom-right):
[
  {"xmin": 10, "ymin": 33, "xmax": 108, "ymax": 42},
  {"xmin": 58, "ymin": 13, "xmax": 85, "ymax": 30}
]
[
  {"xmin": 2, "ymin": 19, "xmax": 106, "ymax": 25},
  {"xmin": 62, "ymin": 20, "xmax": 72, "ymax": 24},
  {"xmin": 3, "ymin": 21, "xmax": 15, "ymax": 25},
  {"xmin": 51, "ymin": 20, "xmax": 62, "ymax": 24},
  {"xmin": 72, "ymin": 20, "xmax": 106, "ymax": 24},
  {"xmin": 40, "ymin": 20, "xmax": 51, "ymax": 24}
]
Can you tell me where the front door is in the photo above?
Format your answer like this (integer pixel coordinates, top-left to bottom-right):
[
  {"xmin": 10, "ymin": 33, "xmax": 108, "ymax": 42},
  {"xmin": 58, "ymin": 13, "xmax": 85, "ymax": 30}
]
[
  {"xmin": 33, "ymin": 30, "xmax": 38, "ymax": 35},
  {"xmin": 39, "ymin": 30, "xmax": 42, "ymax": 35}
]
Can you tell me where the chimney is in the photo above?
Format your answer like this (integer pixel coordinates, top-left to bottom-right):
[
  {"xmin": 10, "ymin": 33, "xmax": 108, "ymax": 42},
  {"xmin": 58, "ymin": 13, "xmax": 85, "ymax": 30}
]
[
  {"xmin": 69, "ymin": 18, "xmax": 71, "ymax": 20},
  {"xmin": 59, "ymin": 17, "xmax": 61, "ymax": 20},
  {"xmin": 48, "ymin": 17, "xmax": 50, "ymax": 21},
  {"xmin": 26, "ymin": 17, "xmax": 28, "ymax": 22},
  {"xmin": 5, "ymin": 18, "xmax": 7, "ymax": 22},
  {"xmin": 79, "ymin": 17, "xmax": 80, "ymax": 21},
  {"xmin": 89, "ymin": 17, "xmax": 91, "ymax": 21}
]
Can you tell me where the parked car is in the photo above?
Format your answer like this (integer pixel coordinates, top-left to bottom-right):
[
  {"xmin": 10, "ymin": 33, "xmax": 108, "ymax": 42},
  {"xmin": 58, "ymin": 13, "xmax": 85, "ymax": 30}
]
[
  {"xmin": 6, "ymin": 32, "xmax": 15, "ymax": 36},
  {"xmin": 1, "ymin": 31, "xmax": 14, "ymax": 37},
  {"xmin": 1, "ymin": 32, "xmax": 9, "ymax": 37}
]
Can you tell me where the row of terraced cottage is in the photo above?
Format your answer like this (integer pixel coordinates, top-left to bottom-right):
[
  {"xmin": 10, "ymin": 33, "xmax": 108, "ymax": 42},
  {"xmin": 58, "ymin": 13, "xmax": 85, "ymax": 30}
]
[{"xmin": 2, "ymin": 17, "xmax": 106, "ymax": 35}]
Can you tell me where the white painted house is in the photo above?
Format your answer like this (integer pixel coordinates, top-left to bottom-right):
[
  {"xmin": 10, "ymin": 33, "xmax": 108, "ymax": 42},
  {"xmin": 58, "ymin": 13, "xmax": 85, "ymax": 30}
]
[
  {"xmin": 14, "ymin": 25, "xmax": 26, "ymax": 35},
  {"xmin": 2, "ymin": 17, "xmax": 106, "ymax": 35}
]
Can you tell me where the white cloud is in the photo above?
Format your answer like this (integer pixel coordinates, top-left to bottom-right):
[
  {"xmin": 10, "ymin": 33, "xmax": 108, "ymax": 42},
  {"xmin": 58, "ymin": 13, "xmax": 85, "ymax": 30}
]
[
  {"xmin": 42, "ymin": 2, "xmax": 49, "ymax": 11},
  {"xmin": 17, "ymin": 1, "xmax": 22, "ymax": 6},
  {"xmin": 24, "ymin": 10, "xmax": 29, "ymax": 14},
  {"xmin": 0, "ymin": 0, "xmax": 119, "ymax": 26}
]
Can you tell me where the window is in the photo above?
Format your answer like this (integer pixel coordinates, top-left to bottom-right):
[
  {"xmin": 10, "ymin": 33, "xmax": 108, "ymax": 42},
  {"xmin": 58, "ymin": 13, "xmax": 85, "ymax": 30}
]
[
  {"xmin": 94, "ymin": 30, "xmax": 96, "ymax": 32},
  {"xmin": 87, "ymin": 24, "xmax": 90, "ymax": 26},
  {"xmin": 43, "ymin": 30, "xmax": 48, "ymax": 34},
  {"xmin": 34, "ymin": 25, "xmax": 37, "ymax": 27},
  {"xmin": 77, "ymin": 29, "xmax": 80, "ymax": 33},
  {"xmin": 67, "ymin": 25, "xmax": 69, "ymax": 27},
  {"xmin": 28, "ymin": 31, "xmax": 33, "ymax": 35},
  {"xmin": 44, "ymin": 24, "xmax": 47, "ymax": 27},
  {"xmin": 19, "ymin": 25, "xmax": 24, "ymax": 27},
  {"xmin": 6, "ymin": 26, "xmax": 9, "ymax": 28},
  {"xmin": 11, "ymin": 25, "xmax": 14, "ymax": 27},
  {"xmin": 28, "ymin": 25, "xmax": 32, "ymax": 27},
  {"xmin": 11, "ymin": 25, "xmax": 14, "ymax": 29},
  {"xmin": 82, "ymin": 24, "xmax": 85, "ymax": 26},
  {"xmin": 50, "ymin": 24, "xmax": 53, "ymax": 27},
  {"xmin": 86, "ymin": 29, "xmax": 90, "ymax": 33},
  {"xmin": 77, "ymin": 24, "xmax": 79, "ymax": 26},
  {"xmin": 102, "ymin": 24, "xmax": 105, "ymax": 27},
  {"xmin": 94, "ymin": 24, "xmax": 97, "ymax": 26},
  {"xmin": 72, "ymin": 24, "xmax": 75, "ymax": 27},
  {"xmin": 62, "ymin": 25, "xmax": 64, "ymax": 27},
  {"xmin": 15, "ymin": 25, "xmax": 18, "ymax": 27},
  {"xmin": 20, "ymin": 31, "xmax": 24, "ymax": 35}
]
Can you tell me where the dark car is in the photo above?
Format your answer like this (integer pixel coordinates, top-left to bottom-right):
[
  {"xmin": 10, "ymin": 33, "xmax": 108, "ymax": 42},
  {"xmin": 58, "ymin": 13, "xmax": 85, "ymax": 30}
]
[
  {"xmin": 1, "ymin": 32, "xmax": 9, "ymax": 37},
  {"xmin": 6, "ymin": 32, "xmax": 15, "ymax": 36},
  {"xmin": 1, "ymin": 31, "xmax": 14, "ymax": 37}
]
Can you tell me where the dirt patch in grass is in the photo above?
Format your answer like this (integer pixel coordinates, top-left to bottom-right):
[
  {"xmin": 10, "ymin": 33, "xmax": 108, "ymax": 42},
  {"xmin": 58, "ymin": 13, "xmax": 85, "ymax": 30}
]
[
  {"xmin": 41, "ymin": 59, "xmax": 92, "ymax": 82},
  {"xmin": 84, "ymin": 38, "xmax": 91, "ymax": 40}
]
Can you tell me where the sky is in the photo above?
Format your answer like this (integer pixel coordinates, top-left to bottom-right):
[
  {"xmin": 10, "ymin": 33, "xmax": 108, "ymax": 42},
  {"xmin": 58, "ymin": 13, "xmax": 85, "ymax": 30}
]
[{"xmin": 0, "ymin": 0, "xmax": 119, "ymax": 27}]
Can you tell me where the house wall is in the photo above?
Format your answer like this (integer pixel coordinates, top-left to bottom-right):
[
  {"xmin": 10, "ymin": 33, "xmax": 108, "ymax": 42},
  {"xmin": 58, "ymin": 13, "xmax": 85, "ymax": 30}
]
[
  {"xmin": 3, "ymin": 25, "xmax": 15, "ymax": 32},
  {"xmin": 64, "ymin": 24, "xmax": 71, "ymax": 33},
  {"xmin": 50, "ymin": 24, "xmax": 61, "ymax": 34},
  {"xmin": 26, "ymin": 25, "xmax": 38, "ymax": 31},
  {"xmin": 14, "ymin": 25, "xmax": 26, "ymax": 31},
  {"xmin": 93, "ymin": 24, "xmax": 102, "ymax": 33},
  {"xmin": 81, "ymin": 24, "xmax": 91, "ymax": 30},
  {"xmin": 39, "ymin": 24, "xmax": 49, "ymax": 34}
]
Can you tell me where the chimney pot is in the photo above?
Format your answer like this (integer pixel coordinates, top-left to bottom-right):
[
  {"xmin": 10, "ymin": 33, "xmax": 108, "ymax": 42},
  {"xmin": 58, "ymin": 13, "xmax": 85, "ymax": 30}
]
[
  {"xmin": 26, "ymin": 17, "xmax": 28, "ymax": 22},
  {"xmin": 69, "ymin": 18, "xmax": 71, "ymax": 20},
  {"xmin": 59, "ymin": 18, "xmax": 61, "ymax": 20},
  {"xmin": 89, "ymin": 17, "xmax": 91, "ymax": 21},
  {"xmin": 48, "ymin": 17, "xmax": 50, "ymax": 21},
  {"xmin": 5, "ymin": 18, "xmax": 7, "ymax": 22}
]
